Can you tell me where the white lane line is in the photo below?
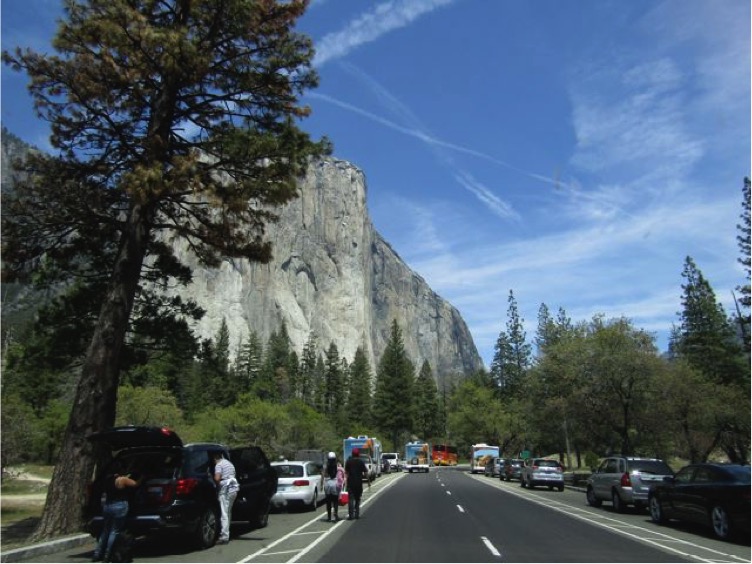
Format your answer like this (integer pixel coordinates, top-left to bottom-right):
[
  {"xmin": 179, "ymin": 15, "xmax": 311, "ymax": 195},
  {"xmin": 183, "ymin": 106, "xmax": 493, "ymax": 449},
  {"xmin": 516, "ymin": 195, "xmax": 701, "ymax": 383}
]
[
  {"xmin": 446, "ymin": 490, "xmax": 452, "ymax": 495},
  {"xmin": 472, "ymin": 474, "xmax": 745, "ymax": 563},
  {"xmin": 457, "ymin": 505, "xmax": 465, "ymax": 513},
  {"xmin": 481, "ymin": 536, "xmax": 502, "ymax": 557},
  {"xmin": 239, "ymin": 474, "xmax": 405, "ymax": 563},
  {"xmin": 286, "ymin": 473, "xmax": 405, "ymax": 563}
]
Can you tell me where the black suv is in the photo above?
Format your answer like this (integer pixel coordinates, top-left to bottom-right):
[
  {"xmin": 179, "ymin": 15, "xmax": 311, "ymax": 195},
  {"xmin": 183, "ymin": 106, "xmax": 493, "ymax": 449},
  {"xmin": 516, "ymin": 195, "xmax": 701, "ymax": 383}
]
[{"xmin": 85, "ymin": 426, "xmax": 278, "ymax": 549}]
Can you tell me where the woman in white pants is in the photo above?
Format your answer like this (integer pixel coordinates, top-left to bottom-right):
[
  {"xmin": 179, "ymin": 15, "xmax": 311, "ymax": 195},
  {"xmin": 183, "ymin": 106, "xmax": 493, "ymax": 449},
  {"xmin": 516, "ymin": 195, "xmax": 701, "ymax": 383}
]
[{"xmin": 212, "ymin": 452, "xmax": 239, "ymax": 544}]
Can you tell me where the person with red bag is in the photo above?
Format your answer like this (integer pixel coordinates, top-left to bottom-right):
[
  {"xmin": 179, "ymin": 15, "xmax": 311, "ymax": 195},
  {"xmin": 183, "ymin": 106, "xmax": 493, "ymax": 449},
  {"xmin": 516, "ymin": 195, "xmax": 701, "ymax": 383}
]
[
  {"xmin": 324, "ymin": 452, "xmax": 345, "ymax": 521},
  {"xmin": 344, "ymin": 447, "xmax": 368, "ymax": 520}
]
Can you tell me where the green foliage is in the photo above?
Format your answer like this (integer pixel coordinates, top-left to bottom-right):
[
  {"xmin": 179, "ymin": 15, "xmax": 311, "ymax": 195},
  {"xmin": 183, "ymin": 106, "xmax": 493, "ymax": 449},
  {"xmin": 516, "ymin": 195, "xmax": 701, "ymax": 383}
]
[
  {"xmin": 115, "ymin": 385, "xmax": 184, "ymax": 428},
  {"xmin": 413, "ymin": 361, "xmax": 440, "ymax": 440},
  {"xmin": 345, "ymin": 347, "xmax": 373, "ymax": 430},
  {"xmin": 373, "ymin": 320, "xmax": 415, "ymax": 447},
  {"xmin": 490, "ymin": 290, "xmax": 531, "ymax": 398}
]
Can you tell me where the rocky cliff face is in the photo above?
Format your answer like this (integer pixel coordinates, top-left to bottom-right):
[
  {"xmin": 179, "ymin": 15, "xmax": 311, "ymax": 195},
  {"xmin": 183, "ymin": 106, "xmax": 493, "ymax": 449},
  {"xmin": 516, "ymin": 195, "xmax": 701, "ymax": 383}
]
[
  {"xmin": 1, "ymin": 128, "xmax": 483, "ymax": 383},
  {"xmin": 171, "ymin": 158, "xmax": 483, "ymax": 384}
]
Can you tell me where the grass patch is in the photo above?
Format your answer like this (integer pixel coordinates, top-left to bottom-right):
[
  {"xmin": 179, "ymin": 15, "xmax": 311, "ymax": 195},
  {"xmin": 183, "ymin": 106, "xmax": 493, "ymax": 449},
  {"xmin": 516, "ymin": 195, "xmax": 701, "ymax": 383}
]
[
  {"xmin": 1, "ymin": 505, "xmax": 44, "ymax": 526},
  {"xmin": 0, "ymin": 480, "xmax": 49, "ymax": 495}
]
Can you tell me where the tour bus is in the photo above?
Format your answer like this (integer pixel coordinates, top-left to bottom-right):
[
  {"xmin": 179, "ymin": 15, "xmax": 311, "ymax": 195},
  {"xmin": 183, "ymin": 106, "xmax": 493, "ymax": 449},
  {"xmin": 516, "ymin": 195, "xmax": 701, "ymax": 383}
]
[
  {"xmin": 470, "ymin": 443, "xmax": 500, "ymax": 474},
  {"xmin": 343, "ymin": 435, "xmax": 383, "ymax": 478},
  {"xmin": 405, "ymin": 441, "xmax": 430, "ymax": 473},
  {"xmin": 432, "ymin": 444, "xmax": 458, "ymax": 466}
]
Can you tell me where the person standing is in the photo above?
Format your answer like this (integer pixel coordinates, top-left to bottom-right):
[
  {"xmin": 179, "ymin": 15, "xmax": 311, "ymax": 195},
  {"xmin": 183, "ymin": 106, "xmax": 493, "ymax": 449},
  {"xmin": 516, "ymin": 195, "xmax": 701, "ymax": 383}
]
[
  {"xmin": 323, "ymin": 452, "xmax": 345, "ymax": 521},
  {"xmin": 93, "ymin": 462, "xmax": 140, "ymax": 562},
  {"xmin": 212, "ymin": 451, "xmax": 239, "ymax": 544},
  {"xmin": 344, "ymin": 447, "xmax": 368, "ymax": 520}
]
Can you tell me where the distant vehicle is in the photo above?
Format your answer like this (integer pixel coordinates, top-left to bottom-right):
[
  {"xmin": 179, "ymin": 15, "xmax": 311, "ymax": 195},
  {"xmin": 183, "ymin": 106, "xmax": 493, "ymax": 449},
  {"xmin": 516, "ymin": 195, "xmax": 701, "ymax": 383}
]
[
  {"xmin": 587, "ymin": 456, "xmax": 673, "ymax": 512},
  {"xmin": 649, "ymin": 463, "xmax": 751, "ymax": 540},
  {"xmin": 432, "ymin": 444, "xmax": 458, "ymax": 466},
  {"xmin": 521, "ymin": 458, "xmax": 564, "ymax": 491},
  {"xmin": 382, "ymin": 452, "xmax": 400, "ymax": 472},
  {"xmin": 85, "ymin": 426, "xmax": 277, "ymax": 550},
  {"xmin": 271, "ymin": 461, "xmax": 325, "ymax": 511},
  {"xmin": 359, "ymin": 453, "xmax": 377, "ymax": 481},
  {"xmin": 502, "ymin": 459, "xmax": 524, "ymax": 482},
  {"xmin": 343, "ymin": 436, "xmax": 382, "ymax": 478},
  {"xmin": 405, "ymin": 441, "xmax": 430, "ymax": 473},
  {"xmin": 470, "ymin": 443, "xmax": 499, "ymax": 474},
  {"xmin": 484, "ymin": 457, "xmax": 503, "ymax": 477}
]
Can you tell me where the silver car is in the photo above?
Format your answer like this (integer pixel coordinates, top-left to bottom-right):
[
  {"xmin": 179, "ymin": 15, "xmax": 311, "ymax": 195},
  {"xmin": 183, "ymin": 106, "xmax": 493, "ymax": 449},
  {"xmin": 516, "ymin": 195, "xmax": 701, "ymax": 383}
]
[
  {"xmin": 587, "ymin": 456, "xmax": 673, "ymax": 512},
  {"xmin": 521, "ymin": 458, "xmax": 565, "ymax": 491}
]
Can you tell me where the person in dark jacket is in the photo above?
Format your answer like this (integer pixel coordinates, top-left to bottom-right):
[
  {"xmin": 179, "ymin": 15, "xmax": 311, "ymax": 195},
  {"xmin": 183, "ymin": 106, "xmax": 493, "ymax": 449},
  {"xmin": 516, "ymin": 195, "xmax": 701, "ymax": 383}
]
[
  {"xmin": 323, "ymin": 451, "xmax": 345, "ymax": 522},
  {"xmin": 93, "ymin": 461, "xmax": 140, "ymax": 562},
  {"xmin": 344, "ymin": 447, "xmax": 368, "ymax": 520}
]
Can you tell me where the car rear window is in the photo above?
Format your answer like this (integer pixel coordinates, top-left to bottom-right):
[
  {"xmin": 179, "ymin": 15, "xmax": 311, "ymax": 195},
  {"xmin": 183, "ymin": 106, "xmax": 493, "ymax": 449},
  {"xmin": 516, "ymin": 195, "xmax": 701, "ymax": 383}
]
[
  {"xmin": 536, "ymin": 460, "xmax": 561, "ymax": 468},
  {"xmin": 115, "ymin": 449, "xmax": 181, "ymax": 480},
  {"xmin": 627, "ymin": 460, "xmax": 672, "ymax": 474},
  {"xmin": 274, "ymin": 464, "xmax": 304, "ymax": 478}
]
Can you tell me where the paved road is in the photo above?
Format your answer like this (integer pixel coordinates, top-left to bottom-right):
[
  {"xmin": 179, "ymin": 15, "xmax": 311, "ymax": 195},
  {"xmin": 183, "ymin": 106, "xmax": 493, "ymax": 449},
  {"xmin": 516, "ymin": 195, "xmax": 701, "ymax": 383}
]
[{"xmin": 17, "ymin": 468, "xmax": 751, "ymax": 563}]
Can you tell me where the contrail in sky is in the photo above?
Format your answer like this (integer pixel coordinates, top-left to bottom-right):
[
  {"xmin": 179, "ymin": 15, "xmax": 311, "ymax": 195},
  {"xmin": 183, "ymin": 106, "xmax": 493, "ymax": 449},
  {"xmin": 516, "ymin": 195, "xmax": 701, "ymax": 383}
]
[{"xmin": 312, "ymin": 0, "xmax": 456, "ymax": 67}]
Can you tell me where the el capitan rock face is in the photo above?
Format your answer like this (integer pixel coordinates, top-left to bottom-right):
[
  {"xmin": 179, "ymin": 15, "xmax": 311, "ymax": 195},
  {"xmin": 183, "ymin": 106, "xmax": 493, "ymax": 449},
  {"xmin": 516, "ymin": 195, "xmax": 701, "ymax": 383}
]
[
  {"xmin": 1, "ymin": 128, "xmax": 483, "ymax": 384},
  {"xmin": 171, "ymin": 157, "xmax": 483, "ymax": 384}
]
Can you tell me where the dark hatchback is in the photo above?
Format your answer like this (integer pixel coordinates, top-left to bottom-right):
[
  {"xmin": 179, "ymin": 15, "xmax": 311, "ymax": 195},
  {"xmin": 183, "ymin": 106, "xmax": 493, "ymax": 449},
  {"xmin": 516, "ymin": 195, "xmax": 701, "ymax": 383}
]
[
  {"xmin": 502, "ymin": 459, "xmax": 524, "ymax": 482},
  {"xmin": 85, "ymin": 426, "xmax": 278, "ymax": 549},
  {"xmin": 648, "ymin": 463, "xmax": 750, "ymax": 540}
]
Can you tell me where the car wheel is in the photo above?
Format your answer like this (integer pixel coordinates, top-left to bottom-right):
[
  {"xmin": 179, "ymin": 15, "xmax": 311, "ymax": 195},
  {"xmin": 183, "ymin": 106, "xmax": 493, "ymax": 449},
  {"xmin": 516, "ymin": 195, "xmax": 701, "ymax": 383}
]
[
  {"xmin": 586, "ymin": 487, "xmax": 602, "ymax": 508},
  {"xmin": 557, "ymin": 485, "xmax": 564, "ymax": 492},
  {"xmin": 308, "ymin": 488, "xmax": 318, "ymax": 511},
  {"xmin": 711, "ymin": 505, "xmax": 731, "ymax": 539},
  {"xmin": 649, "ymin": 495, "xmax": 666, "ymax": 524},
  {"xmin": 611, "ymin": 490, "xmax": 624, "ymax": 513},
  {"xmin": 195, "ymin": 507, "xmax": 219, "ymax": 549},
  {"xmin": 548, "ymin": 485, "xmax": 554, "ymax": 491}
]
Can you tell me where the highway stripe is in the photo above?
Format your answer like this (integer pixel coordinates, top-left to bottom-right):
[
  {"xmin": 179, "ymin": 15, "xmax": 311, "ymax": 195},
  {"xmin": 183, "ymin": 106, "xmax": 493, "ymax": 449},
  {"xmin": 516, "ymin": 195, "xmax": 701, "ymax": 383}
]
[
  {"xmin": 457, "ymin": 504, "xmax": 465, "ymax": 513},
  {"xmin": 481, "ymin": 536, "xmax": 502, "ymax": 557}
]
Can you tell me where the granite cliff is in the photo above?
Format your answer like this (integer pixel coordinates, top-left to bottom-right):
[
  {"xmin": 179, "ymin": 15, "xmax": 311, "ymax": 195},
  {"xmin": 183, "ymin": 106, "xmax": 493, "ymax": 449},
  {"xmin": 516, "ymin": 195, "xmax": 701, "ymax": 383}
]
[
  {"xmin": 1, "ymin": 129, "xmax": 484, "ymax": 384},
  {"xmin": 170, "ymin": 157, "xmax": 483, "ymax": 385}
]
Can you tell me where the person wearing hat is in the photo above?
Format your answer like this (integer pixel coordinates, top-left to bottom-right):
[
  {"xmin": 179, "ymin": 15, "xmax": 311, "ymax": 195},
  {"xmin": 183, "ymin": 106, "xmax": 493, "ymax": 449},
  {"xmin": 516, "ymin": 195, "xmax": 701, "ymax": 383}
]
[
  {"xmin": 323, "ymin": 452, "xmax": 345, "ymax": 521},
  {"xmin": 344, "ymin": 447, "xmax": 368, "ymax": 519}
]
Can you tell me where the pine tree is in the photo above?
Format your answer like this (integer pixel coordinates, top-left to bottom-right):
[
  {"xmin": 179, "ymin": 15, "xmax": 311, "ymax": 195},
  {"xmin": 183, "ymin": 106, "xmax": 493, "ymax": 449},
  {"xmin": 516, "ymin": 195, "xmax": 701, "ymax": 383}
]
[
  {"xmin": 413, "ymin": 361, "xmax": 440, "ymax": 439},
  {"xmin": 491, "ymin": 290, "xmax": 531, "ymax": 397},
  {"xmin": 324, "ymin": 342, "xmax": 344, "ymax": 413},
  {"xmin": 735, "ymin": 177, "xmax": 750, "ymax": 348},
  {"xmin": 676, "ymin": 256, "xmax": 745, "ymax": 386},
  {"xmin": 345, "ymin": 347, "xmax": 373, "ymax": 429},
  {"xmin": 235, "ymin": 330, "xmax": 264, "ymax": 395},
  {"xmin": 3, "ymin": 0, "xmax": 328, "ymax": 537},
  {"xmin": 373, "ymin": 320, "xmax": 415, "ymax": 447},
  {"xmin": 298, "ymin": 332, "xmax": 318, "ymax": 406}
]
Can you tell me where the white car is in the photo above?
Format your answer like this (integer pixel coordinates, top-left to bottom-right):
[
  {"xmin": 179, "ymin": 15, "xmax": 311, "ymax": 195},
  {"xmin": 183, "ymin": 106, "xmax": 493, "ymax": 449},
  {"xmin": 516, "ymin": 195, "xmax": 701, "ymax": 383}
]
[{"xmin": 271, "ymin": 461, "xmax": 325, "ymax": 511}]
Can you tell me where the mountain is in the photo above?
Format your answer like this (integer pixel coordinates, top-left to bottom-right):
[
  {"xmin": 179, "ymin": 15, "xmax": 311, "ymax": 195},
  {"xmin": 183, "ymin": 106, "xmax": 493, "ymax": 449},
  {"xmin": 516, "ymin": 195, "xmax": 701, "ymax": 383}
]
[
  {"xmin": 1, "ymin": 131, "xmax": 484, "ymax": 386},
  {"xmin": 169, "ymin": 157, "xmax": 483, "ymax": 386}
]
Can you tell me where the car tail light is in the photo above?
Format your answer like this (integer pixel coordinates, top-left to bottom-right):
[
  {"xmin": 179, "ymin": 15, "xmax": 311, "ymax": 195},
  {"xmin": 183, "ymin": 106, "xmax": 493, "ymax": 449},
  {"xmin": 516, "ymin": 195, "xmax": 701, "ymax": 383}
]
[
  {"xmin": 175, "ymin": 478, "xmax": 199, "ymax": 496},
  {"xmin": 292, "ymin": 480, "xmax": 310, "ymax": 487},
  {"xmin": 620, "ymin": 472, "xmax": 632, "ymax": 487}
]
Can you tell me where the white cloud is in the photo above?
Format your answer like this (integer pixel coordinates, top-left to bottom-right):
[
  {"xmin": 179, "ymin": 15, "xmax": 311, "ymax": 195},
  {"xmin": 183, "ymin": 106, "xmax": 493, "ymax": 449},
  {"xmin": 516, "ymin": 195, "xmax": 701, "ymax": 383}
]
[{"xmin": 312, "ymin": 0, "xmax": 456, "ymax": 67}]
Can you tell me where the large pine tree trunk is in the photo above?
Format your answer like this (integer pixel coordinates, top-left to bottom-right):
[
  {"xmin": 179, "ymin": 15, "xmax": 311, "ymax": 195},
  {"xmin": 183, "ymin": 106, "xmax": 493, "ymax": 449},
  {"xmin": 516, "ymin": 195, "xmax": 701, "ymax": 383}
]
[{"xmin": 31, "ymin": 203, "xmax": 152, "ymax": 540}]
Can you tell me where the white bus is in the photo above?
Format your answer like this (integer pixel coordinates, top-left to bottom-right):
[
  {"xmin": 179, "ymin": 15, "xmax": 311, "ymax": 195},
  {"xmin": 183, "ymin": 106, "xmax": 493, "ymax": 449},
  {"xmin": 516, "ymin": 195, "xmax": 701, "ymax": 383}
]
[{"xmin": 405, "ymin": 441, "xmax": 430, "ymax": 473}]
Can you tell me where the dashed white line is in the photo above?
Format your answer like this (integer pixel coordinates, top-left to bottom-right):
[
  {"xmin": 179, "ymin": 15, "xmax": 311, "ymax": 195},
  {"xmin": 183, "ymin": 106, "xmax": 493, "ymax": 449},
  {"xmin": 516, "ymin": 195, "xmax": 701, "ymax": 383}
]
[
  {"xmin": 481, "ymin": 536, "xmax": 502, "ymax": 557},
  {"xmin": 457, "ymin": 505, "xmax": 465, "ymax": 513}
]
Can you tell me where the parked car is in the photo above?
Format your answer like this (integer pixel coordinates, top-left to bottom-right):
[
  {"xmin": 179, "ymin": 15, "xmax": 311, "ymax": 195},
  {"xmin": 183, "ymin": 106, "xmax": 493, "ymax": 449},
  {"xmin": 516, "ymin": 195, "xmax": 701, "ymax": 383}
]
[
  {"xmin": 521, "ymin": 458, "xmax": 564, "ymax": 491},
  {"xmin": 359, "ymin": 454, "xmax": 377, "ymax": 481},
  {"xmin": 484, "ymin": 457, "xmax": 503, "ymax": 477},
  {"xmin": 502, "ymin": 459, "xmax": 524, "ymax": 482},
  {"xmin": 271, "ymin": 461, "xmax": 325, "ymax": 511},
  {"xmin": 587, "ymin": 456, "xmax": 673, "ymax": 512},
  {"xmin": 382, "ymin": 452, "xmax": 400, "ymax": 472},
  {"xmin": 85, "ymin": 426, "xmax": 277, "ymax": 550},
  {"xmin": 648, "ymin": 463, "xmax": 750, "ymax": 540}
]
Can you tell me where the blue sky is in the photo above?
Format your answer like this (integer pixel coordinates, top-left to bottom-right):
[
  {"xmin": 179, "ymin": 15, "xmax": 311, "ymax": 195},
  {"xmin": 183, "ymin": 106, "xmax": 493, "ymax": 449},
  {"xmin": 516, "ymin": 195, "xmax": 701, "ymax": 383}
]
[{"xmin": 2, "ymin": 0, "xmax": 750, "ymax": 367}]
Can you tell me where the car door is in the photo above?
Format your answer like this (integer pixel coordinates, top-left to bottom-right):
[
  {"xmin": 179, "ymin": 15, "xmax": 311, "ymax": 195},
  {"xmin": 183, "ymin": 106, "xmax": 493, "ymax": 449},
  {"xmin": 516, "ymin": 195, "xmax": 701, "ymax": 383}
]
[
  {"xmin": 593, "ymin": 458, "xmax": 616, "ymax": 499},
  {"xmin": 666, "ymin": 465, "xmax": 696, "ymax": 518},
  {"xmin": 307, "ymin": 462, "xmax": 324, "ymax": 502},
  {"xmin": 229, "ymin": 447, "xmax": 276, "ymax": 522}
]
